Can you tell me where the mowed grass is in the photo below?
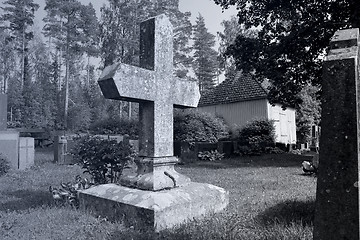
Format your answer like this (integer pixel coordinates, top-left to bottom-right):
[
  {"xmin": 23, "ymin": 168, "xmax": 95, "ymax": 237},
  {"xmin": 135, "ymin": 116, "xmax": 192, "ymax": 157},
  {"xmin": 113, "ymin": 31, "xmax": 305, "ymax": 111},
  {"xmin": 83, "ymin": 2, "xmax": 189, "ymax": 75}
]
[{"xmin": 0, "ymin": 148, "xmax": 316, "ymax": 240}]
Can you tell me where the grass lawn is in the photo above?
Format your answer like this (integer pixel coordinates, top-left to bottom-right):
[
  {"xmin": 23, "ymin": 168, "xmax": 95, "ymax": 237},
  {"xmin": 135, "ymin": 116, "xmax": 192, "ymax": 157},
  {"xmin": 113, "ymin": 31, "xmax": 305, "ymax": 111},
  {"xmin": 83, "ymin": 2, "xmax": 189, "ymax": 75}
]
[{"xmin": 0, "ymin": 148, "xmax": 316, "ymax": 240}]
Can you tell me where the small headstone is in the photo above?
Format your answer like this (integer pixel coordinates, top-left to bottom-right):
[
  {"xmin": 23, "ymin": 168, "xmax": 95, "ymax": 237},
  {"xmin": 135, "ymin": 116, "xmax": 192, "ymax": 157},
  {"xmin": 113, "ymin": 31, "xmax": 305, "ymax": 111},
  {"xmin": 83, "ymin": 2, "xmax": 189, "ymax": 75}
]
[
  {"xmin": 80, "ymin": 14, "xmax": 228, "ymax": 231},
  {"xmin": 313, "ymin": 28, "xmax": 360, "ymax": 239},
  {"xmin": 18, "ymin": 137, "xmax": 34, "ymax": 170},
  {"xmin": 0, "ymin": 131, "xmax": 20, "ymax": 169}
]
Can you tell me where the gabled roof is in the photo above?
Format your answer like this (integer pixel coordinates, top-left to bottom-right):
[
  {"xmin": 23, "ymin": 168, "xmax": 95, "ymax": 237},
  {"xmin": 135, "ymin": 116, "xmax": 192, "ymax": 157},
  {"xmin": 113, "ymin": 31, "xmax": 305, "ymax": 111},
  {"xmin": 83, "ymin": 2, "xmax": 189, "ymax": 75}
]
[{"xmin": 198, "ymin": 74, "xmax": 268, "ymax": 107}]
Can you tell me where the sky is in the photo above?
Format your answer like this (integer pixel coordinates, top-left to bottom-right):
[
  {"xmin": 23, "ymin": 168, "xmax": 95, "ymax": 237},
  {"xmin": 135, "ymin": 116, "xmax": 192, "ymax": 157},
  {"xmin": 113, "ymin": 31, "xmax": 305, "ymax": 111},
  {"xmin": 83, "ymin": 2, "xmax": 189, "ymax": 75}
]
[{"xmin": 1, "ymin": 0, "xmax": 238, "ymax": 43}]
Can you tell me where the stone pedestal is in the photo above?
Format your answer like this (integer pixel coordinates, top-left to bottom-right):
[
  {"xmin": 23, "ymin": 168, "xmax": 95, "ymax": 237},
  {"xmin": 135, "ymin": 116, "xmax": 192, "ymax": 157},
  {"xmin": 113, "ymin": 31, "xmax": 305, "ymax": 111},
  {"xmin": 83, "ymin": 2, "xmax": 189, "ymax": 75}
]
[
  {"xmin": 79, "ymin": 182, "xmax": 228, "ymax": 231},
  {"xmin": 313, "ymin": 28, "xmax": 360, "ymax": 239},
  {"xmin": 18, "ymin": 137, "xmax": 34, "ymax": 170},
  {"xmin": 0, "ymin": 131, "xmax": 34, "ymax": 170},
  {"xmin": 120, "ymin": 156, "xmax": 191, "ymax": 191},
  {"xmin": 0, "ymin": 130, "xmax": 19, "ymax": 169}
]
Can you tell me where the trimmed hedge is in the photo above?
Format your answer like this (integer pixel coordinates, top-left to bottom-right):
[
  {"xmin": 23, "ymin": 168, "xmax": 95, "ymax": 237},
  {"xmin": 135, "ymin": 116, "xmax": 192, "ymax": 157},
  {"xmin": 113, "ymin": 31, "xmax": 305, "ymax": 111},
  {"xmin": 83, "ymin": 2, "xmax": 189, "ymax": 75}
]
[
  {"xmin": 235, "ymin": 118, "xmax": 276, "ymax": 155},
  {"xmin": 174, "ymin": 110, "xmax": 230, "ymax": 143},
  {"xmin": 89, "ymin": 118, "xmax": 139, "ymax": 139}
]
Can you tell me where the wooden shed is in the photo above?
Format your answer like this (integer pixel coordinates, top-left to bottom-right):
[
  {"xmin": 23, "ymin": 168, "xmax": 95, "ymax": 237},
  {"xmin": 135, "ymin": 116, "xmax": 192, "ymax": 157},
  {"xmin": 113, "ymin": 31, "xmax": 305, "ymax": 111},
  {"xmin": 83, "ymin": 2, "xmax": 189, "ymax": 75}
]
[{"xmin": 197, "ymin": 74, "xmax": 296, "ymax": 145}]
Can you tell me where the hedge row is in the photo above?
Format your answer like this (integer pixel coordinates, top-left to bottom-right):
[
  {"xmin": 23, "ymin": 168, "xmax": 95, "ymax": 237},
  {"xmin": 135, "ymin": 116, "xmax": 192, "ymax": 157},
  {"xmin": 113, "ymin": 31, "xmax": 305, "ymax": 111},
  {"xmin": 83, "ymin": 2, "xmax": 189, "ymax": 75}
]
[{"xmin": 89, "ymin": 113, "xmax": 276, "ymax": 156}]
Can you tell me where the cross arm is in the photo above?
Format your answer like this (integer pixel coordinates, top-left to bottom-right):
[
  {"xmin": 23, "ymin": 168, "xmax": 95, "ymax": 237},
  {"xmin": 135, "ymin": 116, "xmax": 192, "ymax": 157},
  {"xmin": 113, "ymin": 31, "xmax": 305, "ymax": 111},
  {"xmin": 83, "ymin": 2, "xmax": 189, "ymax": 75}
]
[
  {"xmin": 172, "ymin": 77, "xmax": 201, "ymax": 108},
  {"xmin": 98, "ymin": 63, "xmax": 157, "ymax": 102}
]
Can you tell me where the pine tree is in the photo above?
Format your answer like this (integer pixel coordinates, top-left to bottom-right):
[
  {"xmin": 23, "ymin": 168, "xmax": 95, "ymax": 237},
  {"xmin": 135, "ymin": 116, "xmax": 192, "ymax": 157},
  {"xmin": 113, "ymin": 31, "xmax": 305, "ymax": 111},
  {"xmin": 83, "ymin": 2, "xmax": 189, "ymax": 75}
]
[
  {"xmin": 0, "ymin": 28, "xmax": 16, "ymax": 94},
  {"xmin": 31, "ymin": 35, "xmax": 58, "ymax": 128},
  {"xmin": 1, "ymin": 0, "xmax": 39, "ymax": 88},
  {"xmin": 80, "ymin": 3, "xmax": 100, "ymax": 86},
  {"xmin": 1, "ymin": 0, "xmax": 39, "ymax": 125},
  {"xmin": 193, "ymin": 14, "xmax": 219, "ymax": 93},
  {"xmin": 43, "ymin": 0, "xmax": 99, "ymax": 130},
  {"xmin": 100, "ymin": 0, "xmax": 154, "ymax": 66}
]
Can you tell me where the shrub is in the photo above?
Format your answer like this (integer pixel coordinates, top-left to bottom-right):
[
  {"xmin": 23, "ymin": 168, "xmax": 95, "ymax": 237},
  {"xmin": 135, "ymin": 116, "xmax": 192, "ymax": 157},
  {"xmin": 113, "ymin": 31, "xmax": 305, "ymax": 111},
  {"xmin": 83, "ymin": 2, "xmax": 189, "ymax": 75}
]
[
  {"xmin": 174, "ymin": 110, "xmax": 230, "ymax": 143},
  {"xmin": 235, "ymin": 118, "xmax": 276, "ymax": 155},
  {"xmin": 49, "ymin": 175, "xmax": 93, "ymax": 208},
  {"xmin": 0, "ymin": 154, "xmax": 10, "ymax": 177},
  {"xmin": 198, "ymin": 150, "xmax": 225, "ymax": 161},
  {"xmin": 266, "ymin": 147, "xmax": 285, "ymax": 154},
  {"xmin": 72, "ymin": 136, "xmax": 137, "ymax": 184},
  {"xmin": 89, "ymin": 118, "xmax": 139, "ymax": 139}
]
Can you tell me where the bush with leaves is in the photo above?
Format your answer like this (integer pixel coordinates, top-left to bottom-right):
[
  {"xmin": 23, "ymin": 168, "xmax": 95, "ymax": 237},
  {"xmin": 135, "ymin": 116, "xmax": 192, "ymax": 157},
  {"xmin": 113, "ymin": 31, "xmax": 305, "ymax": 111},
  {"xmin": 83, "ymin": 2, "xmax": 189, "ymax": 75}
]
[
  {"xmin": 235, "ymin": 119, "xmax": 276, "ymax": 155},
  {"xmin": 0, "ymin": 154, "xmax": 10, "ymax": 177},
  {"xmin": 89, "ymin": 118, "xmax": 139, "ymax": 139},
  {"xmin": 49, "ymin": 175, "xmax": 93, "ymax": 208},
  {"xmin": 72, "ymin": 136, "xmax": 136, "ymax": 184},
  {"xmin": 198, "ymin": 150, "xmax": 225, "ymax": 161},
  {"xmin": 174, "ymin": 110, "xmax": 230, "ymax": 144}
]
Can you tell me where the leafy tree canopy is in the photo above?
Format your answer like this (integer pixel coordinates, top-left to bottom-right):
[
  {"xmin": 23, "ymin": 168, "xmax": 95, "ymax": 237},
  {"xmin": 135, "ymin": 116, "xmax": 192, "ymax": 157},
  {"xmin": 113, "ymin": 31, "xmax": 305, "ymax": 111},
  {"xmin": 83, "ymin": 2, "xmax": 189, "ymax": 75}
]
[{"xmin": 214, "ymin": 0, "xmax": 360, "ymax": 108}]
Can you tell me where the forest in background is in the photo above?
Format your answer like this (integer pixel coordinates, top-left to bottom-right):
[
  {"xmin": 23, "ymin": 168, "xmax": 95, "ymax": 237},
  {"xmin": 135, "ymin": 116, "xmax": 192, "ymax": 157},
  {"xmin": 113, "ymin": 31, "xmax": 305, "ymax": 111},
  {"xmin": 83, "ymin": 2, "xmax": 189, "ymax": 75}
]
[
  {"xmin": 0, "ymin": 0, "xmax": 226, "ymax": 132},
  {"xmin": 0, "ymin": 0, "xmax": 321, "ymax": 143}
]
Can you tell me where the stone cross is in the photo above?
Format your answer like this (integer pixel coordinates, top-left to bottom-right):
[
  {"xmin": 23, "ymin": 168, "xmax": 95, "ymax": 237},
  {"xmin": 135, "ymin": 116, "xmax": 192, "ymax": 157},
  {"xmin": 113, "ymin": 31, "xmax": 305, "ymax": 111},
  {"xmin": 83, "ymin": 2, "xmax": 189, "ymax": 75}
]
[
  {"xmin": 313, "ymin": 28, "xmax": 360, "ymax": 239},
  {"xmin": 98, "ymin": 14, "xmax": 200, "ymax": 191}
]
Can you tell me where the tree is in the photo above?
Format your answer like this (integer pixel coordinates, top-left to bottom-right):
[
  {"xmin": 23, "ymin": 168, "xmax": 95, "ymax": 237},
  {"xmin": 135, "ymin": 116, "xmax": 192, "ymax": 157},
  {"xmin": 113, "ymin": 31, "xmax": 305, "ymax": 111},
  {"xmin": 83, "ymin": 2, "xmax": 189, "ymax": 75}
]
[
  {"xmin": 218, "ymin": 15, "xmax": 258, "ymax": 79},
  {"xmin": 296, "ymin": 84, "xmax": 321, "ymax": 143},
  {"xmin": 100, "ymin": 0, "xmax": 152, "ymax": 66},
  {"xmin": 80, "ymin": 3, "xmax": 100, "ymax": 85},
  {"xmin": 1, "ymin": 0, "xmax": 39, "ymax": 88},
  {"xmin": 213, "ymin": 0, "xmax": 360, "ymax": 108},
  {"xmin": 43, "ymin": 0, "xmax": 99, "ymax": 129},
  {"xmin": 30, "ymin": 35, "xmax": 58, "ymax": 128},
  {"xmin": 193, "ymin": 14, "xmax": 219, "ymax": 93},
  {"xmin": 1, "ymin": 0, "xmax": 39, "ymax": 125},
  {"xmin": 0, "ymin": 28, "xmax": 16, "ymax": 93}
]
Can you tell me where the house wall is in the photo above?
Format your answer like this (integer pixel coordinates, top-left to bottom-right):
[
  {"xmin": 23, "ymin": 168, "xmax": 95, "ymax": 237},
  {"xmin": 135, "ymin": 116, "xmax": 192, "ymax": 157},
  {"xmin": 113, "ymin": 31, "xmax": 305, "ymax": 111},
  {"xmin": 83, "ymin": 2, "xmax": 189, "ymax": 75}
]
[
  {"xmin": 197, "ymin": 99, "xmax": 297, "ymax": 145},
  {"xmin": 267, "ymin": 102, "xmax": 296, "ymax": 144},
  {"xmin": 197, "ymin": 98, "xmax": 268, "ymax": 131}
]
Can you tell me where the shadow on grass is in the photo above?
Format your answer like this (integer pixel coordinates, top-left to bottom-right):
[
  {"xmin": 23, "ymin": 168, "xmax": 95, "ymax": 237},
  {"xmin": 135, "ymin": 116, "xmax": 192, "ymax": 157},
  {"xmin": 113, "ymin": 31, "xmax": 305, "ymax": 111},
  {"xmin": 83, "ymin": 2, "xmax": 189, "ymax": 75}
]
[
  {"xmin": 256, "ymin": 199, "xmax": 315, "ymax": 227},
  {"xmin": 180, "ymin": 154, "xmax": 313, "ymax": 169},
  {"xmin": 0, "ymin": 189, "xmax": 53, "ymax": 212}
]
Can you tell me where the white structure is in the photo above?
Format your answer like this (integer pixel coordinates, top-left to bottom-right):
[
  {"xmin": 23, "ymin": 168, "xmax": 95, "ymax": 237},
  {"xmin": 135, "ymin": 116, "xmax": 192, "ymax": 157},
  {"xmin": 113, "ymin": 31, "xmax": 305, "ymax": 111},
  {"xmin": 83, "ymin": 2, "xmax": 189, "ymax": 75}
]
[{"xmin": 197, "ymin": 74, "xmax": 296, "ymax": 145}]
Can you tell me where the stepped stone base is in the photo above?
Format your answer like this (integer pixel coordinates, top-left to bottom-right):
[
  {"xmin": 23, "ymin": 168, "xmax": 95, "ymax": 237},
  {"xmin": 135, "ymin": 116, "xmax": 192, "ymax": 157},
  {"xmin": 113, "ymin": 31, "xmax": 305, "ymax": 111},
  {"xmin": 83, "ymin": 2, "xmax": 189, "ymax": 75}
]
[{"xmin": 78, "ymin": 182, "xmax": 228, "ymax": 231}]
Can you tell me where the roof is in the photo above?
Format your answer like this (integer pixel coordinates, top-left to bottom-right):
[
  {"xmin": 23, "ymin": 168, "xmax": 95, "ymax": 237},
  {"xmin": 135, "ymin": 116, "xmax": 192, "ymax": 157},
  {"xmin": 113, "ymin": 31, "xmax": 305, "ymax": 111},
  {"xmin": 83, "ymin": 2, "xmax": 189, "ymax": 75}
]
[{"xmin": 198, "ymin": 74, "xmax": 268, "ymax": 107}]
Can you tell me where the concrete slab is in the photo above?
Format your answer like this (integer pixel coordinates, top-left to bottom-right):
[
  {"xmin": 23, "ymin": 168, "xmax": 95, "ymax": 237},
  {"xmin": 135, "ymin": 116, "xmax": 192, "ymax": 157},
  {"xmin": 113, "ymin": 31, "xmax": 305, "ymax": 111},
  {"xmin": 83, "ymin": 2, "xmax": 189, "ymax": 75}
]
[
  {"xmin": 0, "ymin": 131, "xmax": 19, "ymax": 169},
  {"xmin": 79, "ymin": 182, "xmax": 229, "ymax": 231},
  {"xmin": 19, "ymin": 137, "xmax": 34, "ymax": 170}
]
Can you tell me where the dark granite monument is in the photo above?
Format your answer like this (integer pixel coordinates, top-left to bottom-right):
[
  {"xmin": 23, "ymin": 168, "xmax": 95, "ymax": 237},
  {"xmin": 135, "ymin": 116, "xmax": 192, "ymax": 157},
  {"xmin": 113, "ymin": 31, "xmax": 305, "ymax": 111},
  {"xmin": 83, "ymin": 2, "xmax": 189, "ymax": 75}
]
[
  {"xmin": 313, "ymin": 28, "xmax": 360, "ymax": 239},
  {"xmin": 79, "ymin": 14, "xmax": 228, "ymax": 231}
]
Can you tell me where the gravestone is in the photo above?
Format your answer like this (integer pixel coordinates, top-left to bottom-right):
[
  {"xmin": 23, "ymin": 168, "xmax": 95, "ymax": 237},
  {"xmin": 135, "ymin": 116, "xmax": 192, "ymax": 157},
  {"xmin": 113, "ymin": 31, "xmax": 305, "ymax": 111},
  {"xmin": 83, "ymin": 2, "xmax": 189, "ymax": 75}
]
[
  {"xmin": 313, "ymin": 28, "xmax": 360, "ymax": 239},
  {"xmin": 0, "ymin": 94, "xmax": 34, "ymax": 169},
  {"xmin": 79, "ymin": 14, "xmax": 228, "ymax": 231}
]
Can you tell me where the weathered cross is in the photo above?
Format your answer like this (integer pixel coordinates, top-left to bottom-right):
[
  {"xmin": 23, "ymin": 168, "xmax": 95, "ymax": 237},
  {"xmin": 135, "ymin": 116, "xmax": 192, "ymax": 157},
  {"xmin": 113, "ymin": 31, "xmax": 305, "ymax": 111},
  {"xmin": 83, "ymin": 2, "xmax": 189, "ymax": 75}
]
[{"xmin": 98, "ymin": 14, "xmax": 200, "ymax": 191}]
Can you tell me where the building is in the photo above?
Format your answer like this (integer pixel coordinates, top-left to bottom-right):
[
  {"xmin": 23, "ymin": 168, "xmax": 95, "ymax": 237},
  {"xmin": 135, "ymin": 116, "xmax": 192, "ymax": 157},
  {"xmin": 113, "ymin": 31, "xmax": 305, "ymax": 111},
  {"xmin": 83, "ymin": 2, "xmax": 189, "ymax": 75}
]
[{"xmin": 197, "ymin": 74, "xmax": 296, "ymax": 145}]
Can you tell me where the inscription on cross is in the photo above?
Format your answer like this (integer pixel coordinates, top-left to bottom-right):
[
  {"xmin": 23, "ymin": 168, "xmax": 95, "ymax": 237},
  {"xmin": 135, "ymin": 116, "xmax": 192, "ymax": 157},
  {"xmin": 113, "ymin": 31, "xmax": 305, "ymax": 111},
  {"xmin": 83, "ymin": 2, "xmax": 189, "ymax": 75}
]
[{"xmin": 98, "ymin": 14, "xmax": 200, "ymax": 191}]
